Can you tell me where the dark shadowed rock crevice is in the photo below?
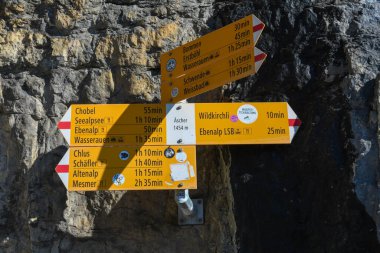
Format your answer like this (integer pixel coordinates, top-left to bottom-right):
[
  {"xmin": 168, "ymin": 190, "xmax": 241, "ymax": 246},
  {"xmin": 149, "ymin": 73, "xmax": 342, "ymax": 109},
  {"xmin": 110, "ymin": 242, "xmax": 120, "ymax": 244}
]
[{"xmin": 221, "ymin": 1, "xmax": 380, "ymax": 252}]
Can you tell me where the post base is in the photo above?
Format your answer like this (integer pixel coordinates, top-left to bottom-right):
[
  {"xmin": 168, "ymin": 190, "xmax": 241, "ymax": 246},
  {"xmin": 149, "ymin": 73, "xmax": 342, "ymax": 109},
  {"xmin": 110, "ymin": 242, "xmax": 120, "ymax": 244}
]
[{"xmin": 178, "ymin": 199, "xmax": 204, "ymax": 225}]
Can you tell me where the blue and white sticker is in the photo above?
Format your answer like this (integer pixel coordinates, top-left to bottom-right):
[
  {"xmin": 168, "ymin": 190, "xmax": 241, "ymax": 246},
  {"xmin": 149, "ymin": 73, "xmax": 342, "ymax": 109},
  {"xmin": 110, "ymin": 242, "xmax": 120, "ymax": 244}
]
[
  {"xmin": 171, "ymin": 87, "xmax": 179, "ymax": 98},
  {"xmin": 164, "ymin": 147, "xmax": 175, "ymax": 158},
  {"xmin": 112, "ymin": 174, "xmax": 125, "ymax": 186},
  {"xmin": 237, "ymin": 104, "xmax": 258, "ymax": 124},
  {"xmin": 119, "ymin": 150, "xmax": 130, "ymax": 161},
  {"xmin": 166, "ymin": 58, "xmax": 176, "ymax": 72}
]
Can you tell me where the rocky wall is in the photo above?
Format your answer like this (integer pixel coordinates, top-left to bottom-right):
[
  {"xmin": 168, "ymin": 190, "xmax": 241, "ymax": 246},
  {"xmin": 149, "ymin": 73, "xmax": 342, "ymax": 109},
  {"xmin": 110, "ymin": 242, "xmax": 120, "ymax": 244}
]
[{"xmin": 0, "ymin": 0, "xmax": 379, "ymax": 252}]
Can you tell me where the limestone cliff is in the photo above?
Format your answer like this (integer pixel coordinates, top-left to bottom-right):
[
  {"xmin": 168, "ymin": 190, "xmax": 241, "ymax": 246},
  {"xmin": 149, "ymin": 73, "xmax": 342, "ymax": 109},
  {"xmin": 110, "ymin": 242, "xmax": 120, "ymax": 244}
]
[{"xmin": 0, "ymin": 0, "xmax": 379, "ymax": 252}]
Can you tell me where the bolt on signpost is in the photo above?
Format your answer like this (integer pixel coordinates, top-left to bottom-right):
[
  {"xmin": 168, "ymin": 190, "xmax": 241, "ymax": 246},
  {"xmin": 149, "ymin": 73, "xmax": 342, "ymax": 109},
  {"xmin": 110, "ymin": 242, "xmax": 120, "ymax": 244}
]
[{"xmin": 55, "ymin": 14, "xmax": 301, "ymax": 226}]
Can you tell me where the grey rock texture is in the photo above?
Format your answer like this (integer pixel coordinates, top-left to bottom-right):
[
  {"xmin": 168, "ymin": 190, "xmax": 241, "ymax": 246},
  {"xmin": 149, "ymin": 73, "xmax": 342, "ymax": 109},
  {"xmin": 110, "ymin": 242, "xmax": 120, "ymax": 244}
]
[
  {"xmin": 224, "ymin": 1, "xmax": 380, "ymax": 252},
  {"xmin": 0, "ymin": 0, "xmax": 379, "ymax": 253}
]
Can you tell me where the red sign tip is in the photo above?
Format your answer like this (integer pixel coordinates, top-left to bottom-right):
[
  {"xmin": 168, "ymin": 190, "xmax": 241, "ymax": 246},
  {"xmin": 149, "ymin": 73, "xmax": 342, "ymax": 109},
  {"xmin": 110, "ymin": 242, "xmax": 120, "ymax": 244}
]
[
  {"xmin": 289, "ymin": 119, "xmax": 302, "ymax": 127},
  {"xmin": 58, "ymin": 121, "xmax": 71, "ymax": 130},
  {"xmin": 253, "ymin": 23, "xmax": 265, "ymax": 32},
  {"xmin": 56, "ymin": 165, "xmax": 69, "ymax": 173},
  {"xmin": 254, "ymin": 53, "xmax": 267, "ymax": 62}
]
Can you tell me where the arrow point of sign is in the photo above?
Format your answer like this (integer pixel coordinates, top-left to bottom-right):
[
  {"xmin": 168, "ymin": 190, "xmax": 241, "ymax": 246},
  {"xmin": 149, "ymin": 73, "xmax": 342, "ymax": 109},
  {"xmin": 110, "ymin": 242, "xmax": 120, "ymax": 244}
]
[
  {"xmin": 252, "ymin": 14, "xmax": 265, "ymax": 45},
  {"xmin": 254, "ymin": 47, "xmax": 267, "ymax": 73},
  {"xmin": 58, "ymin": 106, "xmax": 72, "ymax": 145},
  {"xmin": 287, "ymin": 104, "xmax": 301, "ymax": 142},
  {"xmin": 55, "ymin": 149, "xmax": 70, "ymax": 190}
]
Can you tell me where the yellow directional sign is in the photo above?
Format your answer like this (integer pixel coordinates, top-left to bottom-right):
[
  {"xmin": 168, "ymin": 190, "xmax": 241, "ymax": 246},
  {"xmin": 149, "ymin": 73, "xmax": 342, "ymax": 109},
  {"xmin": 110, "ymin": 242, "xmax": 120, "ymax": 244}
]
[
  {"xmin": 165, "ymin": 102, "xmax": 301, "ymax": 145},
  {"xmin": 58, "ymin": 104, "xmax": 167, "ymax": 146},
  {"xmin": 55, "ymin": 146, "xmax": 197, "ymax": 191},
  {"xmin": 160, "ymin": 14, "xmax": 265, "ymax": 80},
  {"xmin": 58, "ymin": 103, "xmax": 301, "ymax": 147},
  {"xmin": 161, "ymin": 47, "xmax": 266, "ymax": 103}
]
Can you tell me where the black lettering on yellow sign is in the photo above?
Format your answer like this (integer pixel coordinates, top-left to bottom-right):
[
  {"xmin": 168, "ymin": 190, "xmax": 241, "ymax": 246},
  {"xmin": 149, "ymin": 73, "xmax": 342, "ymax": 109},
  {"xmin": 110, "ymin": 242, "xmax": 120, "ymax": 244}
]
[
  {"xmin": 234, "ymin": 19, "xmax": 249, "ymax": 31},
  {"xmin": 198, "ymin": 127, "xmax": 248, "ymax": 137},
  {"xmin": 134, "ymin": 179, "xmax": 163, "ymax": 187},
  {"xmin": 184, "ymin": 70, "xmax": 210, "ymax": 85},
  {"xmin": 134, "ymin": 168, "xmax": 164, "ymax": 177},
  {"xmin": 227, "ymin": 39, "xmax": 251, "ymax": 53},
  {"xmin": 234, "ymin": 29, "xmax": 250, "ymax": 40},
  {"xmin": 198, "ymin": 111, "xmax": 230, "ymax": 120},
  {"xmin": 183, "ymin": 50, "xmax": 200, "ymax": 62},
  {"xmin": 135, "ymin": 116, "xmax": 162, "ymax": 124},
  {"xmin": 75, "ymin": 107, "xmax": 96, "ymax": 114},
  {"xmin": 183, "ymin": 54, "xmax": 213, "ymax": 72},
  {"xmin": 184, "ymin": 81, "xmax": 209, "ymax": 95},
  {"xmin": 143, "ymin": 107, "xmax": 163, "ymax": 114},
  {"xmin": 267, "ymin": 127, "xmax": 286, "ymax": 135},
  {"xmin": 73, "ymin": 149, "xmax": 90, "ymax": 157},
  {"xmin": 228, "ymin": 52, "xmax": 252, "ymax": 67},
  {"xmin": 267, "ymin": 111, "xmax": 285, "ymax": 118},
  {"xmin": 72, "ymin": 169, "xmax": 99, "ymax": 178},
  {"xmin": 74, "ymin": 136, "xmax": 111, "ymax": 144},
  {"xmin": 73, "ymin": 159, "xmax": 99, "ymax": 168},
  {"xmin": 74, "ymin": 117, "xmax": 105, "ymax": 125},
  {"xmin": 229, "ymin": 63, "xmax": 253, "ymax": 78},
  {"xmin": 75, "ymin": 126, "xmax": 100, "ymax": 134},
  {"xmin": 73, "ymin": 180, "xmax": 97, "ymax": 188},
  {"xmin": 199, "ymin": 128, "xmax": 223, "ymax": 137},
  {"xmin": 183, "ymin": 41, "xmax": 201, "ymax": 53}
]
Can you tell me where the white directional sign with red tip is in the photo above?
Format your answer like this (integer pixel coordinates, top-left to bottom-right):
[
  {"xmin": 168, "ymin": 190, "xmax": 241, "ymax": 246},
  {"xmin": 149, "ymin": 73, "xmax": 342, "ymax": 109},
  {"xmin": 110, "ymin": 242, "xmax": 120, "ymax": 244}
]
[
  {"xmin": 253, "ymin": 47, "xmax": 266, "ymax": 73},
  {"xmin": 287, "ymin": 104, "xmax": 302, "ymax": 141},
  {"xmin": 253, "ymin": 15, "xmax": 265, "ymax": 46},
  {"xmin": 55, "ymin": 150, "xmax": 69, "ymax": 189},
  {"xmin": 58, "ymin": 108, "xmax": 72, "ymax": 146}
]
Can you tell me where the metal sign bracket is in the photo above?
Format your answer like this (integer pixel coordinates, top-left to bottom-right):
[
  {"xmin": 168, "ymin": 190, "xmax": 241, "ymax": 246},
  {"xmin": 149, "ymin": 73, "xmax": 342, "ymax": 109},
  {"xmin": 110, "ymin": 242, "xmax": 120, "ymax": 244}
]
[{"xmin": 175, "ymin": 189, "xmax": 204, "ymax": 225}]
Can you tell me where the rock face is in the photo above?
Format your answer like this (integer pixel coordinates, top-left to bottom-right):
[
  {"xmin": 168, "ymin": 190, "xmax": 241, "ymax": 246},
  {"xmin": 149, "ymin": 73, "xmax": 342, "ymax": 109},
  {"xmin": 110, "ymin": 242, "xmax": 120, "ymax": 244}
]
[{"xmin": 0, "ymin": 0, "xmax": 379, "ymax": 252}]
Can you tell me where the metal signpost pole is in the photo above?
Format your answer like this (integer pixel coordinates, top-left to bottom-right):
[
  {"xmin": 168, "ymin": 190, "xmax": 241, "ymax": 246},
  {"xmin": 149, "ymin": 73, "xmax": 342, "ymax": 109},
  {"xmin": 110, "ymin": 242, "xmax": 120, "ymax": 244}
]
[{"xmin": 174, "ymin": 100, "xmax": 203, "ymax": 225}]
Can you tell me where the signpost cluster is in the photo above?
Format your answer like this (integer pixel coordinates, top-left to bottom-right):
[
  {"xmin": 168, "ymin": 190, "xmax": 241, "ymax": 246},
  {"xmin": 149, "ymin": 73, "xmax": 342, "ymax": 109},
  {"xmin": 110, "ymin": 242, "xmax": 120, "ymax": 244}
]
[{"xmin": 55, "ymin": 14, "xmax": 301, "ymax": 224}]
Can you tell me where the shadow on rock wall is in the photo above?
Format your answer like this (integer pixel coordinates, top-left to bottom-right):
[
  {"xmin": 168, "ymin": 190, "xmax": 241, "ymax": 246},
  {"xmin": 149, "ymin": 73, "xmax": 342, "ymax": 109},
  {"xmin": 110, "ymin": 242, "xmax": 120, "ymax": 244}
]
[
  {"xmin": 38, "ymin": 104, "xmax": 235, "ymax": 252},
  {"xmin": 27, "ymin": 146, "xmax": 68, "ymax": 252},
  {"xmin": 51, "ymin": 145, "xmax": 234, "ymax": 253}
]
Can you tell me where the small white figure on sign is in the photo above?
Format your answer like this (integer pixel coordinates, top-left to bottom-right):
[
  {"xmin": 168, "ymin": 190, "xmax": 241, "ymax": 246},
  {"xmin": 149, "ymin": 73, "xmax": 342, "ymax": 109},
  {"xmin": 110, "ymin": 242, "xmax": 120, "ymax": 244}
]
[{"xmin": 175, "ymin": 149, "xmax": 187, "ymax": 162}]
